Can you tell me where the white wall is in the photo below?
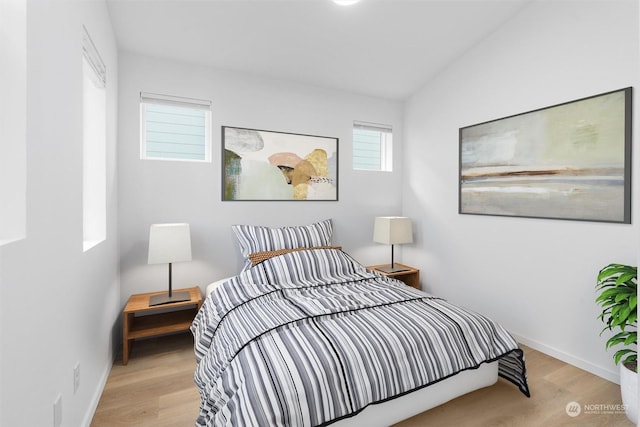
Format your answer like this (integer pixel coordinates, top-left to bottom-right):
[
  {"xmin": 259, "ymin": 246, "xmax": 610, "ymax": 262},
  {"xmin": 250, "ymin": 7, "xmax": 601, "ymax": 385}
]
[
  {"xmin": 403, "ymin": 0, "xmax": 639, "ymax": 383},
  {"xmin": 117, "ymin": 53, "xmax": 405, "ymax": 305},
  {"xmin": 0, "ymin": 1, "xmax": 120, "ymax": 426},
  {"xmin": 3, "ymin": 3, "xmax": 633, "ymax": 425}
]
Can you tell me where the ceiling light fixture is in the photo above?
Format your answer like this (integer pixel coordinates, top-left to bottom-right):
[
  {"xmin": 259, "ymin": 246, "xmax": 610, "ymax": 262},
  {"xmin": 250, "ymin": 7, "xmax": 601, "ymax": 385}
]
[{"xmin": 333, "ymin": 0, "xmax": 360, "ymax": 5}]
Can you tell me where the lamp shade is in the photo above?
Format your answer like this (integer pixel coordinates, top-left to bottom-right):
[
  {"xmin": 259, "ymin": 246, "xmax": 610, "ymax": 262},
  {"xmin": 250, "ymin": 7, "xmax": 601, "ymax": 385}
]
[
  {"xmin": 373, "ymin": 217, "xmax": 413, "ymax": 245},
  {"xmin": 148, "ymin": 223, "xmax": 192, "ymax": 264}
]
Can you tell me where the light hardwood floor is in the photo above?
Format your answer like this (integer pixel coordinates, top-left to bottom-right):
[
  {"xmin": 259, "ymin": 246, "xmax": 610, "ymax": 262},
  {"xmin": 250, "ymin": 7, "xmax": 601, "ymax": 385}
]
[{"xmin": 91, "ymin": 333, "xmax": 634, "ymax": 427}]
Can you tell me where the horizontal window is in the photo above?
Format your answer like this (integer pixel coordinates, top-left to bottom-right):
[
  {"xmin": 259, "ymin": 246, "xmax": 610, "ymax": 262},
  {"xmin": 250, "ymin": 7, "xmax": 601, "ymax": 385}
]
[{"xmin": 140, "ymin": 92, "xmax": 212, "ymax": 162}]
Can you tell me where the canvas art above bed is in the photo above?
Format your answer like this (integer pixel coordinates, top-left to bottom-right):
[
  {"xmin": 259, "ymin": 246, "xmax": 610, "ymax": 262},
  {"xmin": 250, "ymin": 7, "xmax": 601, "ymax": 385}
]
[{"xmin": 222, "ymin": 127, "xmax": 338, "ymax": 201}]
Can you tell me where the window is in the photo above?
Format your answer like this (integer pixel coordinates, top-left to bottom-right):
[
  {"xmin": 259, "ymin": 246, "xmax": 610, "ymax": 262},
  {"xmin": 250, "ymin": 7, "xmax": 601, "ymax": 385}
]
[
  {"xmin": 82, "ymin": 26, "xmax": 106, "ymax": 252},
  {"xmin": 0, "ymin": 0, "xmax": 27, "ymax": 245},
  {"xmin": 140, "ymin": 93, "xmax": 212, "ymax": 162},
  {"xmin": 352, "ymin": 121, "xmax": 392, "ymax": 171}
]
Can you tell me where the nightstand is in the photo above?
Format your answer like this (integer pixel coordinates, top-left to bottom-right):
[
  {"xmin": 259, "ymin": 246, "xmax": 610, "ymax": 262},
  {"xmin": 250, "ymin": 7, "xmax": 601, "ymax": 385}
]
[
  {"xmin": 367, "ymin": 263, "xmax": 420, "ymax": 289},
  {"xmin": 122, "ymin": 286, "xmax": 202, "ymax": 365}
]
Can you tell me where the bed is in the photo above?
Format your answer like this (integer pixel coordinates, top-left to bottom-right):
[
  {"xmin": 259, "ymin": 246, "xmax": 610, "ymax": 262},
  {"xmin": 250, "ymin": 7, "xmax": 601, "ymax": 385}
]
[{"xmin": 191, "ymin": 221, "xmax": 529, "ymax": 426}]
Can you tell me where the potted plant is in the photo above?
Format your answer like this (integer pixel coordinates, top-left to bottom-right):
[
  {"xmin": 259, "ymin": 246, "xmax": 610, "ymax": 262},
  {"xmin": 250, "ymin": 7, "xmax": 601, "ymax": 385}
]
[{"xmin": 595, "ymin": 263, "xmax": 637, "ymax": 424}]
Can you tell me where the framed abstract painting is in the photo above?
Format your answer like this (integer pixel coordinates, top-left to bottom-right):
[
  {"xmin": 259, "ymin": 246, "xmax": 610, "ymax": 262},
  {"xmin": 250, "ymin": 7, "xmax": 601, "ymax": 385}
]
[
  {"xmin": 222, "ymin": 126, "xmax": 338, "ymax": 201},
  {"xmin": 459, "ymin": 88, "xmax": 632, "ymax": 223}
]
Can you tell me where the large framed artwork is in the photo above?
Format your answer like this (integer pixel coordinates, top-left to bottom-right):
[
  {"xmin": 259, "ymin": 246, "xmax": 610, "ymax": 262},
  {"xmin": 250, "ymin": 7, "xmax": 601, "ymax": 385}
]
[
  {"xmin": 459, "ymin": 87, "xmax": 632, "ymax": 223},
  {"xmin": 222, "ymin": 126, "xmax": 338, "ymax": 201}
]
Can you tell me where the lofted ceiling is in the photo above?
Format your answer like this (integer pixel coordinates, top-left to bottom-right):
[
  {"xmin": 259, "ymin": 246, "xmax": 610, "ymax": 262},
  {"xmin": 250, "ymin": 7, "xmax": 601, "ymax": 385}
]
[{"xmin": 106, "ymin": 0, "xmax": 532, "ymax": 100}]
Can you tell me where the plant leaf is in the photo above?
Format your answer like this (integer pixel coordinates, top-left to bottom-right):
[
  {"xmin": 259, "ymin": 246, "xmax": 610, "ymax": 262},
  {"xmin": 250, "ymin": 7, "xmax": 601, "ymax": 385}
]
[
  {"xmin": 614, "ymin": 348, "xmax": 636, "ymax": 365},
  {"xmin": 624, "ymin": 333, "xmax": 637, "ymax": 345}
]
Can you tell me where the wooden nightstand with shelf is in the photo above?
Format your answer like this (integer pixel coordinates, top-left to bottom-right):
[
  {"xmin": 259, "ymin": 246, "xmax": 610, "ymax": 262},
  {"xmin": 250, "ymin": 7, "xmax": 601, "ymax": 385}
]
[
  {"xmin": 122, "ymin": 286, "xmax": 202, "ymax": 365},
  {"xmin": 367, "ymin": 263, "xmax": 420, "ymax": 289}
]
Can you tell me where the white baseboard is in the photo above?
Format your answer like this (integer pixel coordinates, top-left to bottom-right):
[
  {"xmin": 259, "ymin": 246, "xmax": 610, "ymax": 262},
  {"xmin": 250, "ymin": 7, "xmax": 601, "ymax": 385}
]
[
  {"xmin": 512, "ymin": 333, "xmax": 620, "ymax": 385},
  {"xmin": 81, "ymin": 356, "xmax": 115, "ymax": 427}
]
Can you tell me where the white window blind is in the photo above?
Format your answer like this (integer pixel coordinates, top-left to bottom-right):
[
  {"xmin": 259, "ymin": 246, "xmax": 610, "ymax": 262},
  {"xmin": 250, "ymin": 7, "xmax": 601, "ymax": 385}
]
[
  {"xmin": 140, "ymin": 92, "xmax": 212, "ymax": 162},
  {"xmin": 353, "ymin": 121, "xmax": 392, "ymax": 171},
  {"xmin": 82, "ymin": 25, "xmax": 106, "ymax": 88}
]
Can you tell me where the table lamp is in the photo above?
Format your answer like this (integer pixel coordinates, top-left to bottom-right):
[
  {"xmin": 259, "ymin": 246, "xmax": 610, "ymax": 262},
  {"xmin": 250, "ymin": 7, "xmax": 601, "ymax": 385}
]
[
  {"xmin": 148, "ymin": 223, "xmax": 192, "ymax": 306},
  {"xmin": 373, "ymin": 216, "xmax": 413, "ymax": 273}
]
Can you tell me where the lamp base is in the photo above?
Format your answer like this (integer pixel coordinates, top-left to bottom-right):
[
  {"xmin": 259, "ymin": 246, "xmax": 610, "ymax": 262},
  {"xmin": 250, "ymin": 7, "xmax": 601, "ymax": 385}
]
[
  {"xmin": 149, "ymin": 291, "xmax": 191, "ymax": 306},
  {"xmin": 375, "ymin": 265, "xmax": 410, "ymax": 274}
]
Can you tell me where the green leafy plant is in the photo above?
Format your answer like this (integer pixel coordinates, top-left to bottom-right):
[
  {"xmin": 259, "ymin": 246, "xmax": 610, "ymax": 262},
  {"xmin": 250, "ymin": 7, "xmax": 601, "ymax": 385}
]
[{"xmin": 596, "ymin": 263, "xmax": 637, "ymax": 372}]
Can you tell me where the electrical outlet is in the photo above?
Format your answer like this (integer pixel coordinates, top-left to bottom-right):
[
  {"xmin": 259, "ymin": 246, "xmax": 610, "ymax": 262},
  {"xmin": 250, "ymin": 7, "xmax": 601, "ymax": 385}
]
[
  {"xmin": 53, "ymin": 394, "xmax": 62, "ymax": 427},
  {"xmin": 73, "ymin": 362, "xmax": 80, "ymax": 394}
]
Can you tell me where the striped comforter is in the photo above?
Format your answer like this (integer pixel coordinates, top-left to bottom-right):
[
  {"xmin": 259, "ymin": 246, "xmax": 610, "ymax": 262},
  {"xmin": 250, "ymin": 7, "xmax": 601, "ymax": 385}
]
[{"xmin": 191, "ymin": 248, "xmax": 529, "ymax": 427}]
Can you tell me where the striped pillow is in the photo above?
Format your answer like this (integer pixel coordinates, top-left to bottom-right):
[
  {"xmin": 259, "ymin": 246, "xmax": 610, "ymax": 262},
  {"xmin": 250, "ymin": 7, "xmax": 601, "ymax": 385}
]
[{"xmin": 232, "ymin": 220, "xmax": 333, "ymax": 270}]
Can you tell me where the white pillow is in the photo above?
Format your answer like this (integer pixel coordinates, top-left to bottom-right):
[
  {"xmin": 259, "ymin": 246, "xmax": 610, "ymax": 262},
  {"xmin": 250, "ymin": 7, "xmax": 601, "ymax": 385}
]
[{"xmin": 206, "ymin": 277, "xmax": 235, "ymax": 297}]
